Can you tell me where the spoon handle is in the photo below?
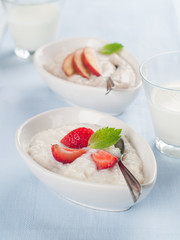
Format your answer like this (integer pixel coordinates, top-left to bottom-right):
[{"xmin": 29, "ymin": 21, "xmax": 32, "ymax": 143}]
[{"xmin": 118, "ymin": 160, "xmax": 141, "ymax": 203}]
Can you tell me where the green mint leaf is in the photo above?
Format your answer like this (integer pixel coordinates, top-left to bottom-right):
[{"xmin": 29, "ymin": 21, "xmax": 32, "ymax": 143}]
[
  {"xmin": 88, "ymin": 127, "xmax": 121, "ymax": 149},
  {"xmin": 100, "ymin": 43, "xmax": 123, "ymax": 55}
]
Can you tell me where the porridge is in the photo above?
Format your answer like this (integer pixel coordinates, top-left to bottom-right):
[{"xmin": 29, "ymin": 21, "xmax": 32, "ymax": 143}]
[
  {"xmin": 44, "ymin": 43, "xmax": 139, "ymax": 90},
  {"xmin": 28, "ymin": 124, "xmax": 144, "ymax": 185}
]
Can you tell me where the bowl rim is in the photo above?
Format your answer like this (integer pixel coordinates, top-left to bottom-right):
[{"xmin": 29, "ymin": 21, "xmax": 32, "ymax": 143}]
[
  {"xmin": 140, "ymin": 50, "xmax": 180, "ymax": 91},
  {"xmin": 15, "ymin": 107, "xmax": 157, "ymax": 189},
  {"xmin": 34, "ymin": 37, "xmax": 142, "ymax": 92}
]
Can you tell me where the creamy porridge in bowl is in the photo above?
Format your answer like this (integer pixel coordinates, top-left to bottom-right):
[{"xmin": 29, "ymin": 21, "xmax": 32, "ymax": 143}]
[
  {"xmin": 44, "ymin": 47, "xmax": 138, "ymax": 90},
  {"xmin": 28, "ymin": 124, "xmax": 144, "ymax": 185},
  {"xmin": 15, "ymin": 107, "xmax": 157, "ymax": 211},
  {"xmin": 34, "ymin": 38, "xmax": 142, "ymax": 115}
]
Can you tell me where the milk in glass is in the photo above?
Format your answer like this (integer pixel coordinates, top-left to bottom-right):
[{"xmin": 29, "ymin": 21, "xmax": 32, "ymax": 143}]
[
  {"xmin": 149, "ymin": 83, "xmax": 180, "ymax": 146},
  {"xmin": 8, "ymin": 3, "xmax": 60, "ymax": 52}
]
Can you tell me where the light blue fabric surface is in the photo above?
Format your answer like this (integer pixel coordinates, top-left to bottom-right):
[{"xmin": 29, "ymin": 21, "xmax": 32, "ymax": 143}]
[{"xmin": 1, "ymin": 0, "xmax": 180, "ymax": 239}]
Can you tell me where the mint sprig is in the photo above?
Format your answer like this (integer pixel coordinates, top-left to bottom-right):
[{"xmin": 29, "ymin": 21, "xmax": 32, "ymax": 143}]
[
  {"xmin": 88, "ymin": 127, "xmax": 121, "ymax": 149},
  {"xmin": 100, "ymin": 43, "xmax": 124, "ymax": 55}
]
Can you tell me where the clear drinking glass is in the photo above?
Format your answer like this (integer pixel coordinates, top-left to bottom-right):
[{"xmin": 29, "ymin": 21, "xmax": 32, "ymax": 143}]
[
  {"xmin": 2, "ymin": 0, "xmax": 64, "ymax": 59},
  {"xmin": 140, "ymin": 51, "xmax": 180, "ymax": 158}
]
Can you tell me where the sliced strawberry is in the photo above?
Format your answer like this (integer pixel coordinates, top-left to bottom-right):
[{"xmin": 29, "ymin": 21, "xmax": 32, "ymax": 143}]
[
  {"xmin": 73, "ymin": 48, "xmax": 91, "ymax": 79},
  {"xmin": 61, "ymin": 127, "xmax": 94, "ymax": 149},
  {"xmin": 62, "ymin": 53, "xmax": 76, "ymax": 77},
  {"xmin": 82, "ymin": 47, "xmax": 101, "ymax": 76},
  {"xmin": 91, "ymin": 150, "xmax": 118, "ymax": 170},
  {"xmin": 52, "ymin": 145, "xmax": 87, "ymax": 164}
]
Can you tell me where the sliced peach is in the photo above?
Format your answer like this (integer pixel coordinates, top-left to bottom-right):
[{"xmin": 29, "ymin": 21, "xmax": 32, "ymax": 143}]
[
  {"xmin": 62, "ymin": 53, "xmax": 76, "ymax": 77},
  {"xmin": 82, "ymin": 47, "xmax": 101, "ymax": 76},
  {"xmin": 73, "ymin": 48, "xmax": 91, "ymax": 79}
]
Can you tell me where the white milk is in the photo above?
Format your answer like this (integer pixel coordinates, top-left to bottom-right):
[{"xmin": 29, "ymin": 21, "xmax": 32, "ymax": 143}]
[
  {"xmin": 8, "ymin": 3, "xmax": 60, "ymax": 51},
  {"xmin": 149, "ymin": 82, "xmax": 180, "ymax": 146}
]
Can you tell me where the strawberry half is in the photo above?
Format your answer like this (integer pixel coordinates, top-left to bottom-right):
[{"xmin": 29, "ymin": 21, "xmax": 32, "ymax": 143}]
[
  {"xmin": 52, "ymin": 144, "xmax": 87, "ymax": 164},
  {"xmin": 60, "ymin": 127, "xmax": 94, "ymax": 149},
  {"xmin": 91, "ymin": 150, "xmax": 118, "ymax": 170}
]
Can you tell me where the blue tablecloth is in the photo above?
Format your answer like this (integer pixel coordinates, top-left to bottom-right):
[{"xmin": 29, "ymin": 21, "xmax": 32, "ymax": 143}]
[{"xmin": 1, "ymin": 0, "xmax": 180, "ymax": 239}]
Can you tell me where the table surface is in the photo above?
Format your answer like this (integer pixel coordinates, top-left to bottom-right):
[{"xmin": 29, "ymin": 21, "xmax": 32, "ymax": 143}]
[{"xmin": 1, "ymin": 0, "xmax": 180, "ymax": 239}]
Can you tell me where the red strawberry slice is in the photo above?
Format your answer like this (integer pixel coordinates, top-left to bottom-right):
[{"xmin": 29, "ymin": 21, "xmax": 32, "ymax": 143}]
[
  {"xmin": 82, "ymin": 47, "xmax": 101, "ymax": 76},
  {"xmin": 61, "ymin": 127, "xmax": 94, "ymax": 149},
  {"xmin": 52, "ymin": 145, "xmax": 87, "ymax": 164},
  {"xmin": 91, "ymin": 150, "xmax": 118, "ymax": 170}
]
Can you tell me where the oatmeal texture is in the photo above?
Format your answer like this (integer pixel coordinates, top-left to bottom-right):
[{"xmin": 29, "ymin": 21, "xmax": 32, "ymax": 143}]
[
  {"xmin": 28, "ymin": 124, "xmax": 144, "ymax": 185},
  {"xmin": 44, "ymin": 47, "xmax": 138, "ymax": 89}
]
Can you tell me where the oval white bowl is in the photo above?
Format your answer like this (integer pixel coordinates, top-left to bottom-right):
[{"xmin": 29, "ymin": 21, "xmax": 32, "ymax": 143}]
[
  {"xmin": 15, "ymin": 107, "xmax": 157, "ymax": 211},
  {"xmin": 34, "ymin": 38, "xmax": 142, "ymax": 115}
]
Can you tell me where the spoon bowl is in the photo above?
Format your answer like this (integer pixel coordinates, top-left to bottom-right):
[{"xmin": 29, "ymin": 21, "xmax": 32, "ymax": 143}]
[{"xmin": 105, "ymin": 78, "xmax": 115, "ymax": 95}]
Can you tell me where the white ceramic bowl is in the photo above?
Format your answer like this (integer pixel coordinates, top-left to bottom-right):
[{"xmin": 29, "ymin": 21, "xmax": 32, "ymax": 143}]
[
  {"xmin": 15, "ymin": 107, "xmax": 157, "ymax": 211},
  {"xmin": 34, "ymin": 38, "xmax": 142, "ymax": 115}
]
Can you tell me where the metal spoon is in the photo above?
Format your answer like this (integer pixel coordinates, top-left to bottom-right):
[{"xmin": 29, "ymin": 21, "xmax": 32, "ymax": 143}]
[
  {"xmin": 115, "ymin": 138, "xmax": 141, "ymax": 203},
  {"xmin": 105, "ymin": 78, "xmax": 115, "ymax": 95}
]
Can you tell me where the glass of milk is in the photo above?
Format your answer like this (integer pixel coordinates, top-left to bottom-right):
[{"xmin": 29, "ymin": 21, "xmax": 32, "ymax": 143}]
[
  {"xmin": 2, "ymin": 0, "xmax": 64, "ymax": 59},
  {"xmin": 140, "ymin": 51, "xmax": 180, "ymax": 158}
]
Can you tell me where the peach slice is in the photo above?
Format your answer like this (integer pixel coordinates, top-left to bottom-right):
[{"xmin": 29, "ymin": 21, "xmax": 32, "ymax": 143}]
[
  {"xmin": 73, "ymin": 48, "xmax": 91, "ymax": 79},
  {"xmin": 62, "ymin": 53, "xmax": 76, "ymax": 77},
  {"xmin": 82, "ymin": 47, "xmax": 101, "ymax": 76}
]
